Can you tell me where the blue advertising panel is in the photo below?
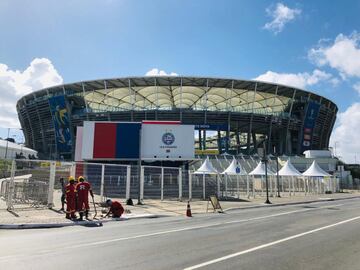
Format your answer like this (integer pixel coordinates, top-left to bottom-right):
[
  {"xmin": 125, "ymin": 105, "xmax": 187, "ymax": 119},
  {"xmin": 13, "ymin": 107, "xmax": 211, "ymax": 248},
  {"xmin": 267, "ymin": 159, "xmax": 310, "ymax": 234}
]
[
  {"xmin": 115, "ymin": 123, "xmax": 141, "ymax": 159},
  {"xmin": 49, "ymin": 96, "xmax": 72, "ymax": 153},
  {"xmin": 301, "ymin": 101, "xmax": 320, "ymax": 152}
]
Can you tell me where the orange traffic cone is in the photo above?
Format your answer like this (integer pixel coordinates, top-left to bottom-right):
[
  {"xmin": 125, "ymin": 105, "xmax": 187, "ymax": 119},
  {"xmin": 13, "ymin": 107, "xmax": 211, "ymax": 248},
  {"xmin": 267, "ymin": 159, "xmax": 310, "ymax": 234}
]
[{"xmin": 186, "ymin": 201, "xmax": 192, "ymax": 217}]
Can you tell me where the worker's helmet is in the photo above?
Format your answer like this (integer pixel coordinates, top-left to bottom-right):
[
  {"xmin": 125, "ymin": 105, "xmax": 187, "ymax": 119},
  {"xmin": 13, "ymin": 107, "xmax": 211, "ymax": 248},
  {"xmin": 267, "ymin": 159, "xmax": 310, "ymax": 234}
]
[
  {"xmin": 105, "ymin": 199, "xmax": 112, "ymax": 206},
  {"xmin": 78, "ymin": 176, "xmax": 85, "ymax": 182},
  {"xmin": 68, "ymin": 176, "xmax": 75, "ymax": 182}
]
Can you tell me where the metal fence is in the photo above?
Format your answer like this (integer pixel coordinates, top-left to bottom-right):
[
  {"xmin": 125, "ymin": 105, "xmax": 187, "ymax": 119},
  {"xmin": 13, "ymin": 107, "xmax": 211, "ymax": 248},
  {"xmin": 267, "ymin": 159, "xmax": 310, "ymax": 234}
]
[
  {"xmin": 0, "ymin": 159, "xmax": 73, "ymax": 210},
  {"xmin": 0, "ymin": 159, "xmax": 342, "ymax": 211}
]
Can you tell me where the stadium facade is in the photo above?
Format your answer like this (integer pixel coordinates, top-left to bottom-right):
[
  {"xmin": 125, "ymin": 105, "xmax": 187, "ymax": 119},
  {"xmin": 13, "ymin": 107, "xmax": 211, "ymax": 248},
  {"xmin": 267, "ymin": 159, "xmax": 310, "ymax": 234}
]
[{"xmin": 16, "ymin": 77, "xmax": 337, "ymax": 160}]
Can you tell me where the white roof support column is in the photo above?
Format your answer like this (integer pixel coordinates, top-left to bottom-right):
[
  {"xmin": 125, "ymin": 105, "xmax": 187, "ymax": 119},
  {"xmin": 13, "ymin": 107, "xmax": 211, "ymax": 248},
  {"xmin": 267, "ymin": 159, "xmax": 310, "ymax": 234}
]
[
  {"xmin": 285, "ymin": 89, "xmax": 297, "ymax": 154},
  {"xmin": 128, "ymin": 78, "xmax": 134, "ymax": 110},
  {"xmin": 267, "ymin": 85, "xmax": 278, "ymax": 154},
  {"xmin": 82, "ymin": 83, "xmax": 89, "ymax": 120},
  {"xmin": 230, "ymin": 80, "xmax": 234, "ymax": 111},
  {"xmin": 128, "ymin": 78, "xmax": 134, "ymax": 121},
  {"xmin": 247, "ymin": 82, "xmax": 257, "ymax": 153},
  {"xmin": 180, "ymin": 77, "xmax": 183, "ymax": 121},
  {"xmin": 104, "ymin": 80, "xmax": 110, "ymax": 115},
  {"xmin": 155, "ymin": 77, "xmax": 159, "ymax": 109},
  {"xmin": 204, "ymin": 78, "xmax": 209, "ymax": 123}
]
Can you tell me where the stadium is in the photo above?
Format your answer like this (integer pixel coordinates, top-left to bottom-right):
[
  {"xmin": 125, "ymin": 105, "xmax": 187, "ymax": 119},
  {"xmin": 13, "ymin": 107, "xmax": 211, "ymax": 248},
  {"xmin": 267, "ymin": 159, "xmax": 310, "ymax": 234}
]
[{"xmin": 16, "ymin": 76, "xmax": 337, "ymax": 161}]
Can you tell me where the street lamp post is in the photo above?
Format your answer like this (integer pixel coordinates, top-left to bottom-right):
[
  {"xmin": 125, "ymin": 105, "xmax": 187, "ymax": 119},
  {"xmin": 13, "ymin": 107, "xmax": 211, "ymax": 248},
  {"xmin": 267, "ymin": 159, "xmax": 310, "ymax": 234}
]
[
  {"xmin": 262, "ymin": 137, "xmax": 271, "ymax": 204},
  {"xmin": 4, "ymin": 128, "xmax": 24, "ymax": 159},
  {"xmin": 137, "ymin": 127, "xmax": 143, "ymax": 205},
  {"xmin": 334, "ymin": 141, "xmax": 339, "ymax": 158},
  {"xmin": 4, "ymin": 128, "xmax": 10, "ymax": 159},
  {"xmin": 275, "ymin": 155, "xmax": 281, "ymax": 197}
]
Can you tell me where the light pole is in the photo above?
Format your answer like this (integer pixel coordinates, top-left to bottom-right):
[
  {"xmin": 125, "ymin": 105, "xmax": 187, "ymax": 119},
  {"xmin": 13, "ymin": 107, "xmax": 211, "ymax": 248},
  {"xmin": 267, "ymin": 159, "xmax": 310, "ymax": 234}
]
[
  {"xmin": 4, "ymin": 128, "xmax": 10, "ymax": 159},
  {"xmin": 4, "ymin": 128, "xmax": 24, "ymax": 159},
  {"xmin": 137, "ymin": 127, "xmax": 143, "ymax": 205},
  {"xmin": 275, "ymin": 154, "xmax": 281, "ymax": 197},
  {"xmin": 334, "ymin": 141, "xmax": 339, "ymax": 157},
  {"xmin": 261, "ymin": 136, "xmax": 271, "ymax": 204}
]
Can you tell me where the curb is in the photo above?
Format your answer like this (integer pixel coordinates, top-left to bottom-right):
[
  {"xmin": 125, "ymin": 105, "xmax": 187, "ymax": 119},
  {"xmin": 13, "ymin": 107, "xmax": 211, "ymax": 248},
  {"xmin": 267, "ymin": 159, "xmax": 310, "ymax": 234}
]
[
  {"xmin": 0, "ymin": 213, "xmax": 159, "ymax": 230},
  {"xmin": 223, "ymin": 195, "xmax": 360, "ymax": 212}
]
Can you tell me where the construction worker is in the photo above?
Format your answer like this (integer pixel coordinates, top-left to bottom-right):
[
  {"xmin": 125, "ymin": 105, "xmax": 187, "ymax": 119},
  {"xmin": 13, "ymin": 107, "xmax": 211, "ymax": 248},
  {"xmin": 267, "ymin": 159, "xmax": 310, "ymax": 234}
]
[
  {"xmin": 65, "ymin": 176, "xmax": 77, "ymax": 219},
  {"xmin": 104, "ymin": 199, "xmax": 124, "ymax": 218},
  {"xmin": 75, "ymin": 175, "xmax": 94, "ymax": 220}
]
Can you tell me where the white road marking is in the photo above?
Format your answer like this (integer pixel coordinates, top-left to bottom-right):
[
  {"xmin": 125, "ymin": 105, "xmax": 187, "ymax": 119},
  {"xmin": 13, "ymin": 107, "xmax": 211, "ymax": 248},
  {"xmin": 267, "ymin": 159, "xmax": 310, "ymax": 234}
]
[
  {"xmin": 70, "ymin": 203, "xmax": 343, "ymax": 249},
  {"xmin": 0, "ymin": 203, "xmax": 345, "ymax": 262},
  {"xmin": 183, "ymin": 215, "xmax": 360, "ymax": 270}
]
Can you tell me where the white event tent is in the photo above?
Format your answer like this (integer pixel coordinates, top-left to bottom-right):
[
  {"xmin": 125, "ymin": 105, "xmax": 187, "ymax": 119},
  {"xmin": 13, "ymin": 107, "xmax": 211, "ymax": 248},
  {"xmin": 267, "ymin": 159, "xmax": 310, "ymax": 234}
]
[
  {"xmin": 278, "ymin": 160, "xmax": 302, "ymax": 196},
  {"xmin": 193, "ymin": 158, "xmax": 219, "ymax": 200},
  {"xmin": 249, "ymin": 162, "xmax": 274, "ymax": 197},
  {"xmin": 249, "ymin": 161, "xmax": 274, "ymax": 176},
  {"xmin": 302, "ymin": 160, "xmax": 331, "ymax": 177},
  {"xmin": 221, "ymin": 158, "xmax": 248, "ymax": 198},
  {"xmin": 278, "ymin": 160, "xmax": 302, "ymax": 176},
  {"xmin": 194, "ymin": 157, "xmax": 218, "ymax": 175},
  {"xmin": 302, "ymin": 161, "xmax": 334, "ymax": 194}
]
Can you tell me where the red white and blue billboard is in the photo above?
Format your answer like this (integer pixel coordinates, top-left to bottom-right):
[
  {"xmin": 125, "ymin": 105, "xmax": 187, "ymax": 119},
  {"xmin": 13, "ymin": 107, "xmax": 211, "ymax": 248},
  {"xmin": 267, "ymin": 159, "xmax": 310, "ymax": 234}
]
[
  {"xmin": 79, "ymin": 121, "xmax": 194, "ymax": 160},
  {"xmin": 81, "ymin": 121, "xmax": 141, "ymax": 160}
]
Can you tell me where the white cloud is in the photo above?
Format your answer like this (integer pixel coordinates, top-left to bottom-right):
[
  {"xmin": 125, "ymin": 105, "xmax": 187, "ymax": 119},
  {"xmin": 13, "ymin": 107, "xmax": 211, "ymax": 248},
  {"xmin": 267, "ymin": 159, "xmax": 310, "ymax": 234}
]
[
  {"xmin": 354, "ymin": 82, "xmax": 360, "ymax": 95},
  {"xmin": 254, "ymin": 69, "xmax": 335, "ymax": 89},
  {"xmin": 263, "ymin": 3, "xmax": 301, "ymax": 34},
  {"xmin": 308, "ymin": 32, "xmax": 360, "ymax": 78},
  {"xmin": 145, "ymin": 68, "xmax": 178, "ymax": 76},
  {"xmin": 330, "ymin": 103, "xmax": 360, "ymax": 163},
  {"xmin": 0, "ymin": 58, "xmax": 63, "ymax": 128}
]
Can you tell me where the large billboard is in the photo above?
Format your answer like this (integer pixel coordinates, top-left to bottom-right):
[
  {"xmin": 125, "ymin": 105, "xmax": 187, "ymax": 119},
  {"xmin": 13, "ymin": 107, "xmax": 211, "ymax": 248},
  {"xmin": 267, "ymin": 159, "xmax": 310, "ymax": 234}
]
[
  {"xmin": 141, "ymin": 122, "xmax": 195, "ymax": 160},
  {"xmin": 301, "ymin": 101, "xmax": 320, "ymax": 153},
  {"xmin": 81, "ymin": 121, "xmax": 141, "ymax": 160},
  {"xmin": 48, "ymin": 95, "xmax": 72, "ymax": 154},
  {"xmin": 79, "ymin": 121, "xmax": 194, "ymax": 160}
]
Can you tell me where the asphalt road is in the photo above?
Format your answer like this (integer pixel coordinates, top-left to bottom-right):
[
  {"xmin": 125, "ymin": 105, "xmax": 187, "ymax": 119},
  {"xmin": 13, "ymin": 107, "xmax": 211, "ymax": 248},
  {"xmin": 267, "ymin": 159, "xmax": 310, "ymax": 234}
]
[{"xmin": 1, "ymin": 198, "xmax": 360, "ymax": 270}]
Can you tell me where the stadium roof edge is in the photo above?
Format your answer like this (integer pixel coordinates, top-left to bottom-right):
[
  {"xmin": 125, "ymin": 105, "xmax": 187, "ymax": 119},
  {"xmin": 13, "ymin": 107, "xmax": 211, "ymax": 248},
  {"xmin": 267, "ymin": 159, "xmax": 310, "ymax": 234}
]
[{"xmin": 16, "ymin": 76, "xmax": 338, "ymax": 111}]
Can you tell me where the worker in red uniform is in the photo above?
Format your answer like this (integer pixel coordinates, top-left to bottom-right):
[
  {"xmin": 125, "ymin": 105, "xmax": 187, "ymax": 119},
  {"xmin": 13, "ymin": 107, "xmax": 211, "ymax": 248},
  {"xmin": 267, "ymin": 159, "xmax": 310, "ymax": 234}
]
[
  {"xmin": 75, "ymin": 175, "xmax": 94, "ymax": 220},
  {"xmin": 104, "ymin": 199, "xmax": 124, "ymax": 218},
  {"xmin": 65, "ymin": 176, "xmax": 77, "ymax": 219}
]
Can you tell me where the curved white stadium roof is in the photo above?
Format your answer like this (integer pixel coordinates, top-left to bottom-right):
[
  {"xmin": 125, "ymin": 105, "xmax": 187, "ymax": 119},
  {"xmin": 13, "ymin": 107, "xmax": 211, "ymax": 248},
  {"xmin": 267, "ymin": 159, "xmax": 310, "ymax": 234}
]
[
  {"xmin": 84, "ymin": 84, "xmax": 290, "ymax": 115},
  {"xmin": 18, "ymin": 76, "xmax": 337, "ymax": 116}
]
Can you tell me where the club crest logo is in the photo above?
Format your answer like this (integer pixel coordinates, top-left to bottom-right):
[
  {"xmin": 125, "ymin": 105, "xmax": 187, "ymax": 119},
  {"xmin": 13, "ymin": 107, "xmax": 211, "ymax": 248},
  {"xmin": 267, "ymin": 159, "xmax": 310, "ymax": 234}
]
[{"xmin": 162, "ymin": 132, "xmax": 175, "ymax": 145}]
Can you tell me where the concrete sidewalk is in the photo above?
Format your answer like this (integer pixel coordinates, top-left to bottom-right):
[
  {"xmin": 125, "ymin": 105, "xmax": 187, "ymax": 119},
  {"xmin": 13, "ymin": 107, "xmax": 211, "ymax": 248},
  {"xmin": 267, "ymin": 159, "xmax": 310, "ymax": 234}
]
[
  {"xmin": 140, "ymin": 191, "xmax": 360, "ymax": 216},
  {"xmin": 1, "ymin": 191, "xmax": 359, "ymax": 229}
]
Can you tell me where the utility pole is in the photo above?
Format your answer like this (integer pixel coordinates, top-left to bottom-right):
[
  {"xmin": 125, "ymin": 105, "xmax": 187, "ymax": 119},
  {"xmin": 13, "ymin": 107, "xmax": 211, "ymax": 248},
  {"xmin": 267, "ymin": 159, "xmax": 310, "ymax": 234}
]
[
  {"xmin": 334, "ymin": 141, "xmax": 339, "ymax": 158},
  {"xmin": 276, "ymin": 155, "xmax": 281, "ymax": 197},
  {"xmin": 137, "ymin": 127, "xmax": 143, "ymax": 205},
  {"xmin": 4, "ymin": 128, "xmax": 10, "ymax": 159},
  {"xmin": 262, "ymin": 136, "xmax": 271, "ymax": 204}
]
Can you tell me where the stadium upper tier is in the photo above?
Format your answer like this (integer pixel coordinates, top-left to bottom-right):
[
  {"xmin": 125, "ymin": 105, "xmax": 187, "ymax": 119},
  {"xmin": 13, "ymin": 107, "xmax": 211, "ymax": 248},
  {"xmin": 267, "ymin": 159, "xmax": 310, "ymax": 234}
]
[
  {"xmin": 17, "ymin": 76, "xmax": 338, "ymax": 160},
  {"xmin": 18, "ymin": 76, "xmax": 337, "ymax": 115}
]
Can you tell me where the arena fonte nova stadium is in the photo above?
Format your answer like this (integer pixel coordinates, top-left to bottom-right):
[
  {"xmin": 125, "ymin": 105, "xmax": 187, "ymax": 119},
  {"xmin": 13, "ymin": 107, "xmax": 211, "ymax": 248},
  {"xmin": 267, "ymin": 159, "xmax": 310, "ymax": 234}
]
[{"xmin": 16, "ymin": 76, "xmax": 337, "ymax": 161}]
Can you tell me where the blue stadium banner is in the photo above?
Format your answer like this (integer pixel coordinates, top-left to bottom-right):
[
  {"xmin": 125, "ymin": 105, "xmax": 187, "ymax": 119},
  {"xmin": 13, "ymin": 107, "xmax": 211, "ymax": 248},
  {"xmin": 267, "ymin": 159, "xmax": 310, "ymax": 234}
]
[
  {"xmin": 301, "ymin": 101, "xmax": 320, "ymax": 152},
  {"xmin": 194, "ymin": 123, "xmax": 228, "ymax": 131},
  {"xmin": 48, "ymin": 96, "xmax": 72, "ymax": 153}
]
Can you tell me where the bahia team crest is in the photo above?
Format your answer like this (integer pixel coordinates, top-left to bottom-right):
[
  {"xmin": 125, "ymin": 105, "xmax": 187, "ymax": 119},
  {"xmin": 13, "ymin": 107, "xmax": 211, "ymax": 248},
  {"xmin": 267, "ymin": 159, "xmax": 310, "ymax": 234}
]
[
  {"xmin": 161, "ymin": 131, "xmax": 177, "ymax": 152},
  {"xmin": 162, "ymin": 132, "xmax": 175, "ymax": 145}
]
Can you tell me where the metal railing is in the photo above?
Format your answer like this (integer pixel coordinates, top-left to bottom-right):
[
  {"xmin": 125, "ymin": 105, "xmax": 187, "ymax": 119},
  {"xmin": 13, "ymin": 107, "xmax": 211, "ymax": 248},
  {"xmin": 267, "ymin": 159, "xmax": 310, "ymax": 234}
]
[{"xmin": 0, "ymin": 158, "xmax": 342, "ymax": 211}]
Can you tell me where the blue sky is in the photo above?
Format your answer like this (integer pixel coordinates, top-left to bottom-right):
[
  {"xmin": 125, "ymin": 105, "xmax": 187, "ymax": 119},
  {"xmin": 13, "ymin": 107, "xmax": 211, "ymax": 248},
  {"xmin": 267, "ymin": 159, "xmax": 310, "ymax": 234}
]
[{"xmin": 0, "ymin": 0, "xmax": 359, "ymax": 162}]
